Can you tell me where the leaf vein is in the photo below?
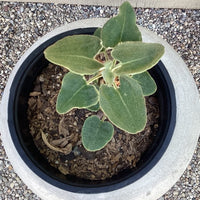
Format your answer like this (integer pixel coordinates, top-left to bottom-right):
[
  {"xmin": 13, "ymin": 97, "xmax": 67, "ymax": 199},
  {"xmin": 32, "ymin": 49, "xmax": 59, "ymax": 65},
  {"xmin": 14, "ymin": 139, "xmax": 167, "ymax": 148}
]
[
  {"xmin": 62, "ymin": 85, "xmax": 86, "ymax": 110},
  {"xmin": 115, "ymin": 87, "xmax": 134, "ymax": 122},
  {"xmin": 121, "ymin": 55, "xmax": 150, "ymax": 64},
  {"xmin": 119, "ymin": 12, "xmax": 126, "ymax": 43}
]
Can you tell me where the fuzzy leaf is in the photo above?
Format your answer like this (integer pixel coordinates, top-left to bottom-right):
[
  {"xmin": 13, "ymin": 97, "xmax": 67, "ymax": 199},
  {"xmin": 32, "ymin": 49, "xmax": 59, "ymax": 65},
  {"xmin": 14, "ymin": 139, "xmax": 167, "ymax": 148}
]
[
  {"xmin": 132, "ymin": 71, "xmax": 157, "ymax": 96},
  {"xmin": 94, "ymin": 28, "xmax": 102, "ymax": 38},
  {"xmin": 56, "ymin": 72, "xmax": 98, "ymax": 114},
  {"xmin": 44, "ymin": 35, "xmax": 103, "ymax": 75},
  {"xmin": 102, "ymin": 1, "xmax": 142, "ymax": 48},
  {"xmin": 102, "ymin": 61, "xmax": 115, "ymax": 86},
  {"xmin": 81, "ymin": 116, "xmax": 114, "ymax": 151},
  {"xmin": 100, "ymin": 75, "xmax": 146, "ymax": 134},
  {"xmin": 112, "ymin": 42, "xmax": 164, "ymax": 75}
]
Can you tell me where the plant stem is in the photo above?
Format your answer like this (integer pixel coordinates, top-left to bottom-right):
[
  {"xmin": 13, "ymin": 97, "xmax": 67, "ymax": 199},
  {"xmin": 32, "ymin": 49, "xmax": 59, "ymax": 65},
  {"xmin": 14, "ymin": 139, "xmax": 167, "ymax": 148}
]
[
  {"xmin": 87, "ymin": 73, "xmax": 102, "ymax": 84},
  {"xmin": 113, "ymin": 81, "xmax": 118, "ymax": 90},
  {"xmin": 111, "ymin": 59, "xmax": 117, "ymax": 69},
  {"xmin": 102, "ymin": 115, "xmax": 107, "ymax": 121},
  {"xmin": 112, "ymin": 63, "xmax": 121, "ymax": 72},
  {"xmin": 104, "ymin": 51, "xmax": 109, "ymax": 61}
]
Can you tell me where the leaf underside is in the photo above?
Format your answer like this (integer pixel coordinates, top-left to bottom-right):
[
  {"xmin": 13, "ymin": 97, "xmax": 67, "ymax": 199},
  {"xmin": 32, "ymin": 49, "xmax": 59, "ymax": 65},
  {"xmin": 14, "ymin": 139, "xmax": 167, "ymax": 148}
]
[
  {"xmin": 112, "ymin": 42, "xmax": 164, "ymax": 75},
  {"xmin": 44, "ymin": 35, "xmax": 103, "ymax": 75},
  {"xmin": 102, "ymin": 1, "xmax": 142, "ymax": 48},
  {"xmin": 56, "ymin": 72, "xmax": 98, "ymax": 114},
  {"xmin": 82, "ymin": 116, "xmax": 114, "ymax": 151},
  {"xmin": 100, "ymin": 75, "xmax": 147, "ymax": 134}
]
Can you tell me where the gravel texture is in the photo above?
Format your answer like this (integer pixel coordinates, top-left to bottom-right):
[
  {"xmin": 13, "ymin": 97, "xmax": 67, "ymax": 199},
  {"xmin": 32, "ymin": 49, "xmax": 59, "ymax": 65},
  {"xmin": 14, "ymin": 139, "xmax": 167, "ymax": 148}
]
[{"xmin": 0, "ymin": 2, "xmax": 199, "ymax": 200}]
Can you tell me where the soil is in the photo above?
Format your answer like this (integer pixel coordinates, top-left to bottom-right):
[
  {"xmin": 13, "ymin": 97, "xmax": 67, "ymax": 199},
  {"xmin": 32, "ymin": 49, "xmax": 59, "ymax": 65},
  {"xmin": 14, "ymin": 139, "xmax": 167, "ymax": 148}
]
[{"xmin": 27, "ymin": 63, "xmax": 160, "ymax": 181}]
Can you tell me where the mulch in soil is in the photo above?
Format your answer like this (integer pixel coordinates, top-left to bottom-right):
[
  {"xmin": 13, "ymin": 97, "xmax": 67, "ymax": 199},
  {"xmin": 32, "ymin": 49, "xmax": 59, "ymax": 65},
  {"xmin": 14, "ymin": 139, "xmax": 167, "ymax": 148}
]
[{"xmin": 27, "ymin": 63, "xmax": 159, "ymax": 181}]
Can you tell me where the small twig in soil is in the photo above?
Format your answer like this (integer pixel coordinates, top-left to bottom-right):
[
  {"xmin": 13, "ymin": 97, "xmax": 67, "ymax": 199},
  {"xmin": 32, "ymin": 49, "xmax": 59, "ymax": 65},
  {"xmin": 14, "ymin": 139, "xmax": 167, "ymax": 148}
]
[{"xmin": 40, "ymin": 129, "xmax": 72, "ymax": 155}]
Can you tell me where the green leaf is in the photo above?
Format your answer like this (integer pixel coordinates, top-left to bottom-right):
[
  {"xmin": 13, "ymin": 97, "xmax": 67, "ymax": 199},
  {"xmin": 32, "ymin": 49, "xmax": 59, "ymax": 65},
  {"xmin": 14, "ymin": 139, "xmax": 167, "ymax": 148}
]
[
  {"xmin": 86, "ymin": 82, "xmax": 100, "ymax": 112},
  {"xmin": 100, "ymin": 75, "xmax": 146, "ymax": 133},
  {"xmin": 86, "ymin": 102, "xmax": 100, "ymax": 112},
  {"xmin": 81, "ymin": 116, "xmax": 114, "ymax": 151},
  {"xmin": 112, "ymin": 42, "xmax": 164, "ymax": 75},
  {"xmin": 132, "ymin": 71, "xmax": 157, "ymax": 96},
  {"xmin": 56, "ymin": 72, "xmax": 98, "ymax": 114},
  {"xmin": 102, "ymin": 61, "xmax": 115, "ymax": 87},
  {"xmin": 44, "ymin": 35, "xmax": 103, "ymax": 75},
  {"xmin": 102, "ymin": 1, "xmax": 142, "ymax": 48},
  {"xmin": 94, "ymin": 28, "xmax": 102, "ymax": 38}
]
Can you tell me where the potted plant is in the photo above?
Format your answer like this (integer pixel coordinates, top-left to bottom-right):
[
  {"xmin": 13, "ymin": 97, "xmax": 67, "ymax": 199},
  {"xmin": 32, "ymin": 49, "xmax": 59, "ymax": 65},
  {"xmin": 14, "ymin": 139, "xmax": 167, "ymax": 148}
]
[
  {"xmin": 0, "ymin": 2, "xmax": 199, "ymax": 200},
  {"xmin": 42, "ymin": 1, "xmax": 164, "ymax": 152}
]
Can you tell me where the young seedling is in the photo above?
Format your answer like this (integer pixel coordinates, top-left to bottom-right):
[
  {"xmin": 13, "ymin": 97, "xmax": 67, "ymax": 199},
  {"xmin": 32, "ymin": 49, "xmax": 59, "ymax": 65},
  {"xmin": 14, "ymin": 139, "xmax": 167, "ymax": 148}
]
[{"xmin": 44, "ymin": 1, "xmax": 164, "ymax": 152}]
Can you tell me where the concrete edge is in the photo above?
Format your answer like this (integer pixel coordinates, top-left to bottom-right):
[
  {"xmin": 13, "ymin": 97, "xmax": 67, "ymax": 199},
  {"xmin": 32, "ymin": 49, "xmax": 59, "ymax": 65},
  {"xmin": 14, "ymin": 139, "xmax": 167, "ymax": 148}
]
[
  {"xmin": 0, "ymin": 18, "xmax": 200, "ymax": 200},
  {"xmin": 1, "ymin": 0, "xmax": 200, "ymax": 9}
]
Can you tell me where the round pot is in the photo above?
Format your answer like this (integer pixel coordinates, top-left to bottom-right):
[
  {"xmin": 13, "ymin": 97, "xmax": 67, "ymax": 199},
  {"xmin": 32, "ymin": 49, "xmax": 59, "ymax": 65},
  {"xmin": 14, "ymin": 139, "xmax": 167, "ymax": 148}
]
[{"xmin": 0, "ymin": 18, "xmax": 200, "ymax": 200}]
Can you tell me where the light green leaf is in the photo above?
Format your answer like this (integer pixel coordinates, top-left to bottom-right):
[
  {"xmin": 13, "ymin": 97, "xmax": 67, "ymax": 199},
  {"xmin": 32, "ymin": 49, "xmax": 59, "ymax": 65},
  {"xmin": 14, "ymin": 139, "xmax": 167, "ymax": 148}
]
[
  {"xmin": 44, "ymin": 35, "xmax": 103, "ymax": 75},
  {"xmin": 56, "ymin": 72, "xmax": 98, "ymax": 114},
  {"xmin": 100, "ymin": 75, "xmax": 146, "ymax": 134},
  {"xmin": 102, "ymin": 61, "xmax": 115, "ymax": 86},
  {"xmin": 132, "ymin": 71, "xmax": 157, "ymax": 96},
  {"xmin": 94, "ymin": 28, "xmax": 102, "ymax": 38},
  {"xmin": 112, "ymin": 42, "xmax": 164, "ymax": 75},
  {"xmin": 81, "ymin": 116, "xmax": 114, "ymax": 151},
  {"xmin": 102, "ymin": 1, "xmax": 142, "ymax": 48}
]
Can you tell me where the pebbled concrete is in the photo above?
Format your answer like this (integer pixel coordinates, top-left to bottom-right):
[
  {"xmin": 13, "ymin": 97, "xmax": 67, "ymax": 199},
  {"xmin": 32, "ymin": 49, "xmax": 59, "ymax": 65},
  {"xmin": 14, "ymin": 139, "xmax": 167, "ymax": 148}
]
[{"xmin": 1, "ymin": 0, "xmax": 200, "ymax": 9}]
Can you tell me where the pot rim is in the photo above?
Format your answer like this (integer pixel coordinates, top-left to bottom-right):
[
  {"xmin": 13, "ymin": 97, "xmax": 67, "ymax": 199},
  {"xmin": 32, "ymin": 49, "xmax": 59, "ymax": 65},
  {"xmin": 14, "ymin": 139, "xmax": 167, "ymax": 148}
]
[{"xmin": 7, "ymin": 33, "xmax": 176, "ymax": 191}]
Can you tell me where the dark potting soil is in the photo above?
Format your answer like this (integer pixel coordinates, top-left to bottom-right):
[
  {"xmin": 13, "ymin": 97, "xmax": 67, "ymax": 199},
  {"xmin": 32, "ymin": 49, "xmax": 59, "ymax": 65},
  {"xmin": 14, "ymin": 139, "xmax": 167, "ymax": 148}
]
[{"xmin": 27, "ymin": 63, "xmax": 160, "ymax": 181}]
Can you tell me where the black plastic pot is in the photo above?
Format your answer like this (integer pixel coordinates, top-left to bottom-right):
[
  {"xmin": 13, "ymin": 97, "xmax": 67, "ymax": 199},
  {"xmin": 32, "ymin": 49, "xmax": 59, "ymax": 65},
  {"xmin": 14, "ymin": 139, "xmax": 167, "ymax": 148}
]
[{"xmin": 8, "ymin": 28, "xmax": 176, "ymax": 193}]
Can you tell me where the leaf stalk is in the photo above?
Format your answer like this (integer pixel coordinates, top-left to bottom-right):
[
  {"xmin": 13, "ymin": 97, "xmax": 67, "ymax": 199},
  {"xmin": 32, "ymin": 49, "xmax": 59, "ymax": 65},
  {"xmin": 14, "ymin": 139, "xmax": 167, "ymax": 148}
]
[{"xmin": 87, "ymin": 73, "xmax": 102, "ymax": 84}]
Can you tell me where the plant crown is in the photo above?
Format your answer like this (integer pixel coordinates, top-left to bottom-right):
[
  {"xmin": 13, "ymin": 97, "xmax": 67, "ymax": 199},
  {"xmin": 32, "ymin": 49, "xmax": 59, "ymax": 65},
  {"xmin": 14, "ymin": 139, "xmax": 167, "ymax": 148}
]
[{"xmin": 44, "ymin": 1, "xmax": 164, "ymax": 151}]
